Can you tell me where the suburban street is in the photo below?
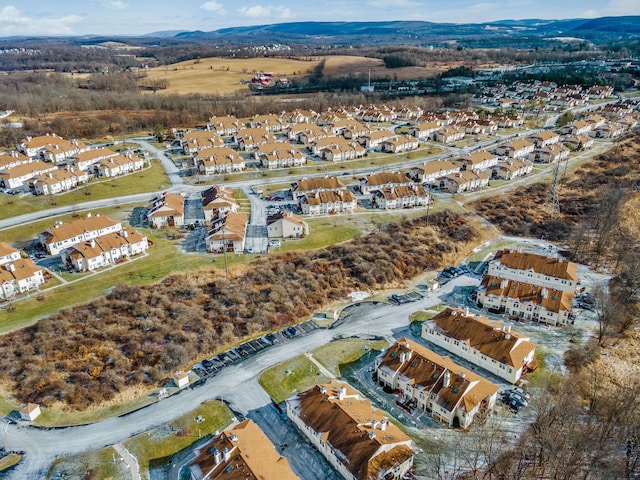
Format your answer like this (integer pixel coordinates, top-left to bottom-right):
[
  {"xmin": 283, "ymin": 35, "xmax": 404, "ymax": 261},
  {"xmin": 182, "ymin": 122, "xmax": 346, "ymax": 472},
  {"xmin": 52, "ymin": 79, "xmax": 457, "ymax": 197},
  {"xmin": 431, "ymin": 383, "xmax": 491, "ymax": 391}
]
[{"xmin": 2, "ymin": 276, "xmax": 480, "ymax": 479}]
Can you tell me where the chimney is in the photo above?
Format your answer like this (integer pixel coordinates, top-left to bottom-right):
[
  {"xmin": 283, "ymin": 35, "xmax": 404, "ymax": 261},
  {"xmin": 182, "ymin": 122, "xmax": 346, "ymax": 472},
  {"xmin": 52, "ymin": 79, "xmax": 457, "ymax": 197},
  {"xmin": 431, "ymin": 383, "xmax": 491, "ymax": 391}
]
[
  {"xmin": 90, "ymin": 239, "xmax": 95, "ymax": 248},
  {"xmin": 213, "ymin": 448, "xmax": 222, "ymax": 465},
  {"xmin": 337, "ymin": 385, "xmax": 347, "ymax": 401},
  {"xmin": 464, "ymin": 306, "xmax": 469, "ymax": 316},
  {"xmin": 541, "ymin": 287, "xmax": 549, "ymax": 298},
  {"xmin": 223, "ymin": 447, "xmax": 231, "ymax": 462},
  {"xmin": 400, "ymin": 352, "xmax": 406, "ymax": 364},
  {"xmin": 6, "ymin": 263, "xmax": 15, "ymax": 272},
  {"xmin": 406, "ymin": 349, "xmax": 412, "ymax": 361},
  {"xmin": 371, "ymin": 419, "xmax": 377, "ymax": 430},
  {"xmin": 379, "ymin": 419, "xmax": 387, "ymax": 431},
  {"xmin": 122, "ymin": 229, "xmax": 128, "ymax": 238},
  {"xmin": 368, "ymin": 431, "xmax": 376, "ymax": 439},
  {"xmin": 443, "ymin": 371, "xmax": 451, "ymax": 388}
]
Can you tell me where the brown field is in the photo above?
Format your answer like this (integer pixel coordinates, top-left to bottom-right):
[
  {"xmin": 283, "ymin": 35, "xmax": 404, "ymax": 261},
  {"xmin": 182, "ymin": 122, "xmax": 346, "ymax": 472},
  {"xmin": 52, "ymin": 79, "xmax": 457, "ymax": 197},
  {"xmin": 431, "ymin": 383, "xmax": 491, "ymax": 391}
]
[{"xmin": 140, "ymin": 55, "xmax": 458, "ymax": 95}]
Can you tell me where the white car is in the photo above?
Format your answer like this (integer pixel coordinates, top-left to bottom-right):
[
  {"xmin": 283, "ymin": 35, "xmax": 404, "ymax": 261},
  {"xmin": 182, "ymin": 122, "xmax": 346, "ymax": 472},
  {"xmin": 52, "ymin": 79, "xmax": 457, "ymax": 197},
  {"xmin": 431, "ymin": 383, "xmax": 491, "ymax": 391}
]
[{"xmin": 268, "ymin": 240, "xmax": 281, "ymax": 248}]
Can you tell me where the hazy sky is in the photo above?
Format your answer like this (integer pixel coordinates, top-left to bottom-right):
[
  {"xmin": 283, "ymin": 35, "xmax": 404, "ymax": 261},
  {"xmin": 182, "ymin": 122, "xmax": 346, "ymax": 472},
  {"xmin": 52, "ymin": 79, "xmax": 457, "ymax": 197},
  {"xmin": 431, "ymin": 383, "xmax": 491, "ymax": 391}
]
[{"xmin": 1, "ymin": 0, "xmax": 639, "ymax": 37}]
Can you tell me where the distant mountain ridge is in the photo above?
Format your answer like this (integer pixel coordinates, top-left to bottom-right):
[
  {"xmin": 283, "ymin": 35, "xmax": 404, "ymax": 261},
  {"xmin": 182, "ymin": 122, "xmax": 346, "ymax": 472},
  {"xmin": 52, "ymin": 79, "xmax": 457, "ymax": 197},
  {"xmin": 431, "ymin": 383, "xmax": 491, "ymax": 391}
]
[{"xmin": 173, "ymin": 16, "xmax": 640, "ymax": 45}]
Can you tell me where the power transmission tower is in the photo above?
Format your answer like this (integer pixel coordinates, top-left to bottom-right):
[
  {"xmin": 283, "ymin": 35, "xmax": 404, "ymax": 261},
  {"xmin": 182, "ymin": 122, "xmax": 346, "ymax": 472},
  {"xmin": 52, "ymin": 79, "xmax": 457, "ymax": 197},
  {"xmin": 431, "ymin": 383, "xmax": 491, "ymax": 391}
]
[{"xmin": 547, "ymin": 161, "xmax": 561, "ymax": 216}]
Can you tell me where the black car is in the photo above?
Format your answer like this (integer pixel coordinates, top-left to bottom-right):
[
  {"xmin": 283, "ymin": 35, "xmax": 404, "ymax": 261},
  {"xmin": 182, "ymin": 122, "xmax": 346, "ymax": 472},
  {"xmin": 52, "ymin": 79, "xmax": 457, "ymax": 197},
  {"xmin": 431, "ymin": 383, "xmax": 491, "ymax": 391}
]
[
  {"xmin": 201, "ymin": 359, "xmax": 214, "ymax": 371},
  {"xmin": 287, "ymin": 326, "xmax": 298, "ymax": 336}
]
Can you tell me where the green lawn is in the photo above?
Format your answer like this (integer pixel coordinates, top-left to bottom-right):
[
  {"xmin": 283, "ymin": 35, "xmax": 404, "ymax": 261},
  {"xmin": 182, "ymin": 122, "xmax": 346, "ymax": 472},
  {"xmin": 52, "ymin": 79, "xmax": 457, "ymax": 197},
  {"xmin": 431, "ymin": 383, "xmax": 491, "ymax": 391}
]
[
  {"xmin": 408, "ymin": 310, "xmax": 437, "ymax": 323},
  {"xmin": 311, "ymin": 338, "xmax": 388, "ymax": 377},
  {"xmin": 123, "ymin": 400, "xmax": 234, "ymax": 477},
  {"xmin": 47, "ymin": 446, "xmax": 129, "ymax": 480},
  {"xmin": 258, "ymin": 355, "xmax": 330, "ymax": 404},
  {"xmin": 0, "ymin": 160, "xmax": 169, "ymax": 221}
]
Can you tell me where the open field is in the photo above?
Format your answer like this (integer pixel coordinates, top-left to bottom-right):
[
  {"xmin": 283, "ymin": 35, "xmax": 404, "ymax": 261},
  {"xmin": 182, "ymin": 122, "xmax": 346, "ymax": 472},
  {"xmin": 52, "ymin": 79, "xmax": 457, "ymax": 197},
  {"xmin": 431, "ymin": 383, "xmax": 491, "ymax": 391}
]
[
  {"xmin": 258, "ymin": 354, "xmax": 331, "ymax": 404},
  {"xmin": 140, "ymin": 55, "xmax": 460, "ymax": 96}
]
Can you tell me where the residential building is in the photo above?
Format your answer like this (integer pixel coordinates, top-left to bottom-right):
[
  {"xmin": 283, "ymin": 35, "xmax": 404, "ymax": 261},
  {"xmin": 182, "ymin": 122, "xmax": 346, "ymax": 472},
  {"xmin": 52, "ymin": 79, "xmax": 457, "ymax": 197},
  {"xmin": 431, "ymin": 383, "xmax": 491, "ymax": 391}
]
[
  {"xmin": 409, "ymin": 121, "xmax": 440, "ymax": 141},
  {"xmin": 206, "ymin": 115, "xmax": 240, "ymax": 136},
  {"xmin": 194, "ymin": 147, "xmax": 245, "ymax": 175},
  {"xmin": 486, "ymin": 249, "xmax": 578, "ymax": 292},
  {"xmin": 408, "ymin": 160, "xmax": 460, "ymax": 185},
  {"xmin": 29, "ymin": 166, "xmax": 89, "ymax": 195},
  {"xmin": 0, "ymin": 160, "xmax": 57, "ymax": 189},
  {"xmin": 562, "ymin": 135, "xmax": 594, "ymax": 151},
  {"xmin": 371, "ymin": 184, "xmax": 430, "ymax": 210},
  {"xmin": 189, "ymin": 419, "xmax": 299, "ymax": 480},
  {"xmin": 266, "ymin": 210, "xmax": 309, "ymax": 238},
  {"xmin": 458, "ymin": 150, "xmax": 498, "ymax": 172},
  {"xmin": 375, "ymin": 338, "xmax": 499, "ymax": 428},
  {"xmin": 288, "ymin": 123, "xmax": 328, "ymax": 144},
  {"xmin": 299, "ymin": 190, "xmax": 357, "ymax": 215},
  {"xmin": 359, "ymin": 172, "xmax": 414, "ymax": 196},
  {"xmin": 529, "ymin": 144, "xmax": 570, "ymax": 163},
  {"xmin": 206, "ymin": 212, "xmax": 248, "ymax": 253},
  {"xmin": 61, "ymin": 228, "xmax": 148, "ymax": 272},
  {"xmin": 281, "ymin": 108, "xmax": 318, "ymax": 124},
  {"xmin": 256, "ymin": 143, "xmax": 307, "ymax": 169},
  {"xmin": 94, "ymin": 152, "xmax": 145, "ymax": 178},
  {"xmin": 438, "ymin": 170, "xmax": 489, "ymax": 194},
  {"xmin": 496, "ymin": 139, "xmax": 535, "ymax": 159},
  {"xmin": 332, "ymin": 119, "xmax": 370, "ymax": 139},
  {"xmin": 201, "ymin": 186, "xmax": 238, "ymax": 223},
  {"xmin": 0, "ymin": 258, "xmax": 46, "ymax": 300},
  {"xmin": 39, "ymin": 212, "xmax": 122, "ymax": 255},
  {"xmin": 249, "ymin": 114, "xmax": 289, "ymax": 132},
  {"xmin": 291, "ymin": 176, "xmax": 347, "ymax": 201},
  {"xmin": 287, "ymin": 380, "xmax": 415, "ymax": 480},
  {"xmin": 360, "ymin": 130, "xmax": 397, "ymax": 149},
  {"xmin": 379, "ymin": 135, "xmax": 419, "ymax": 153},
  {"xmin": 422, "ymin": 307, "xmax": 536, "ymax": 383},
  {"xmin": 0, "ymin": 242, "xmax": 22, "ymax": 266},
  {"xmin": 476, "ymin": 249, "xmax": 579, "ymax": 326},
  {"xmin": 0, "ymin": 151, "xmax": 29, "ymax": 170},
  {"xmin": 71, "ymin": 147, "xmax": 119, "ymax": 171},
  {"xmin": 491, "ymin": 159, "xmax": 533, "ymax": 180},
  {"xmin": 529, "ymin": 130, "xmax": 560, "ymax": 148},
  {"xmin": 17, "ymin": 133, "xmax": 89, "ymax": 162},
  {"xmin": 478, "ymin": 276, "xmax": 575, "ymax": 326},
  {"xmin": 234, "ymin": 127, "xmax": 277, "ymax": 150},
  {"xmin": 148, "ymin": 193, "xmax": 185, "ymax": 228},
  {"xmin": 433, "ymin": 127, "xmax": 465, "ymax": 144},
  {"xmin": 181, "ymin": 130, "xmax": 224, "ymax": 154},
  {"xmin": 319, "ymin": 139, "xmax": 365, "ymax": 162}
]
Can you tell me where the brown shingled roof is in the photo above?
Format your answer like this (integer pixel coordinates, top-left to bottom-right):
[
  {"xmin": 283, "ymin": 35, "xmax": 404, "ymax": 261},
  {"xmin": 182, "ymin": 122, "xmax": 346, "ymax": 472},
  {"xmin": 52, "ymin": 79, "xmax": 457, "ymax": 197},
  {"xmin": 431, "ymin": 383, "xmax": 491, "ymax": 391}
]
[
  {"xmin": 429, "ymin": 307, "xmax": 535, "ymax": 367},
  {"xmin": 493, "ymin": 249, "xmax": 578, "ymax": 281},
  {"xmin": 482, "ymin": 275, "xmax": 574, "ymax": 313},
  {"xmin": 288, "ymin": 380, "xmax": 413, "ymax": 480}
]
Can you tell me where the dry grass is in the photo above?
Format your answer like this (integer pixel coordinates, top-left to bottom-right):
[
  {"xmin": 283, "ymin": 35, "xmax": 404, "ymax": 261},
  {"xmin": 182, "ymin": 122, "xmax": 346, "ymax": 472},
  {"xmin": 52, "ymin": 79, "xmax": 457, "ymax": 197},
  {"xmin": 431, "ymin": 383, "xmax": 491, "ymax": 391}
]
[
  {"xmin": 141, "ymin": 56, "xmax": 321, "ymax": 95},
  {"xmin": 140, "ymin": 54, "xmax": 465, "ymax": 95}
]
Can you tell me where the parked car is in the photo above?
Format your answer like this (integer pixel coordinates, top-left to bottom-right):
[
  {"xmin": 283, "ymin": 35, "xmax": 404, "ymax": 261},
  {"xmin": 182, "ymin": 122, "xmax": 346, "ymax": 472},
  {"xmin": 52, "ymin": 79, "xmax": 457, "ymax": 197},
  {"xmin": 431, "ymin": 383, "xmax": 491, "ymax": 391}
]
[
  {"xmin": 201, "ymin": 359, "xmax": 213, "ymax": 371},
  {"xmin": 287, "ymin": 326, "xmax": 298, "ymax": 336},
  {"xmin": 509, "ymin": 386, "xmax": 531, "ymax": 400},
  {"xmin": 268, "ymin": 240, "xmax": 281, "ymax": 248}
]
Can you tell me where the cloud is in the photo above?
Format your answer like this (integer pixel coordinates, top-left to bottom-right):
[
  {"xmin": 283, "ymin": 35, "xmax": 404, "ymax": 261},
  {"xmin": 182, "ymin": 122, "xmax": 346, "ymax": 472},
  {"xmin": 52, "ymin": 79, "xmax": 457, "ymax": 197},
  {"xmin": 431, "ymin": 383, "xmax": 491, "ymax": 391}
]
[
  {"xmin": 367, "ymin": 0, "xmax": 422, "ymax": 8},
  {"xmin": 239, "ymin": 5, "xmax": 294, "ymax": 19},
  {"xmin": 0, "ymin": 6, "xmax": 82, "ymax": 36},
  {"xmin": 102, "ymin": 0, "xmax": 127, "ymax": 9},
  {"xmin": 201, "ymin": 1, "xmax": 225, "ymax": 12}
]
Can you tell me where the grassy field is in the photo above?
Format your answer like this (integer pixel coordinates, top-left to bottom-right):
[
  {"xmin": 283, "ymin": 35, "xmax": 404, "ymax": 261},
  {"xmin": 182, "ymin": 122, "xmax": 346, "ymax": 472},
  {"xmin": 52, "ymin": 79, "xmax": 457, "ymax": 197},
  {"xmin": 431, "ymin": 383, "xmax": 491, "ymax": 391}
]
[
  {"xmin": 0, "ymin": 160, "xmax": 168, "ymax": 221},
  {"xmin": 311, "ymin": 338, "xmax": 388, "ymax": 377},
  {"xmin": 123, "ymin": 400, "xmax": 234, "ymax": 478},
  {"xmin": 258, "ymin": 354, "xmax": 331, "ymax": 404},
  {"xmin": 141, "ymin": 55, "xmax": 447, "ymax": 96}
]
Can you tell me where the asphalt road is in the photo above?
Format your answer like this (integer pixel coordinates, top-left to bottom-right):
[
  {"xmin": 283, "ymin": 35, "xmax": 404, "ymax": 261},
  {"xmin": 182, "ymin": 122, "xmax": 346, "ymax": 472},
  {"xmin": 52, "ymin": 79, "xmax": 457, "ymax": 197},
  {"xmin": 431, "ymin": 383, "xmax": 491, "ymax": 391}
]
[{"xmin": 2, "ymin": 275, "xmax": 479, "ymax": 479}]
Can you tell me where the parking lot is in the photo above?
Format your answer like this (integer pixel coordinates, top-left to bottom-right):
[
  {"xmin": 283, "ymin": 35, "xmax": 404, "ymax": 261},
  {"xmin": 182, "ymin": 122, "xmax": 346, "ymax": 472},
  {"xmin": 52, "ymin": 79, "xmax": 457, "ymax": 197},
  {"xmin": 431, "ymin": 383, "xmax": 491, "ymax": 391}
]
[{"xmin": 192, "ymin": 320, "xmax": 320, "ymax": 380}]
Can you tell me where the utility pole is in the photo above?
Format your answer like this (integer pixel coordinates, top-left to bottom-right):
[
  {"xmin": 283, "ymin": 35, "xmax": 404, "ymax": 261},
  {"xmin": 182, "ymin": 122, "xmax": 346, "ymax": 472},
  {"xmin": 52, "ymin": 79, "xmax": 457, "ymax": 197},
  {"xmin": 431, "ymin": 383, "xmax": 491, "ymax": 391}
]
[{"xmin": 546, "ymin": 161, "xmax": 561, "ymax": 216}]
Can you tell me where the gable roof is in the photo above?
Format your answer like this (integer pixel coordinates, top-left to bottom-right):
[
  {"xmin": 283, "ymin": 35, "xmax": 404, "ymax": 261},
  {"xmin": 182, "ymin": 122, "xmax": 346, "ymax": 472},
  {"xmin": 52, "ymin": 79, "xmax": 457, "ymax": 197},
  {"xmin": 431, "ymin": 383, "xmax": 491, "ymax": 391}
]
[
  {"xmin": 41, "ymin": 213, "xmax": 120, "ymax": 245},
  {"xmin": 293, "ymin": 176, "xmax": 345, "ymax": 192},
  {"xmin": 482, "ymin": 275, "xmax": 574, "ymax": 313},
  {"xmin": 492, "ymin": 249, "xmax": 578, "ymax": 281},
  {"xmin": 189, "ymin": 419, "xmax": 299, "ymax": 480},
  {"xmin": 428, "ymin": 307, "xmax": 535, "ymax": 367},
  {"xmin": 376, "ymin": 338, "xmax": 499, "ymax": 414},
  {"xmin": 287, "ymin": 380, "xmax": 414, "ymax": 480}
]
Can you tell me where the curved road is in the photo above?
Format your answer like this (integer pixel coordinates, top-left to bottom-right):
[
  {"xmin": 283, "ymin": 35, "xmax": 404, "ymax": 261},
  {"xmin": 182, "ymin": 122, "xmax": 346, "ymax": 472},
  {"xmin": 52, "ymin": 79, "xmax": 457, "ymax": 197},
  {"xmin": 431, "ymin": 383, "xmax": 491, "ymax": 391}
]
[{"xmin": 3, "ymin": 276, "xmax": 479, "ymax": 479}]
